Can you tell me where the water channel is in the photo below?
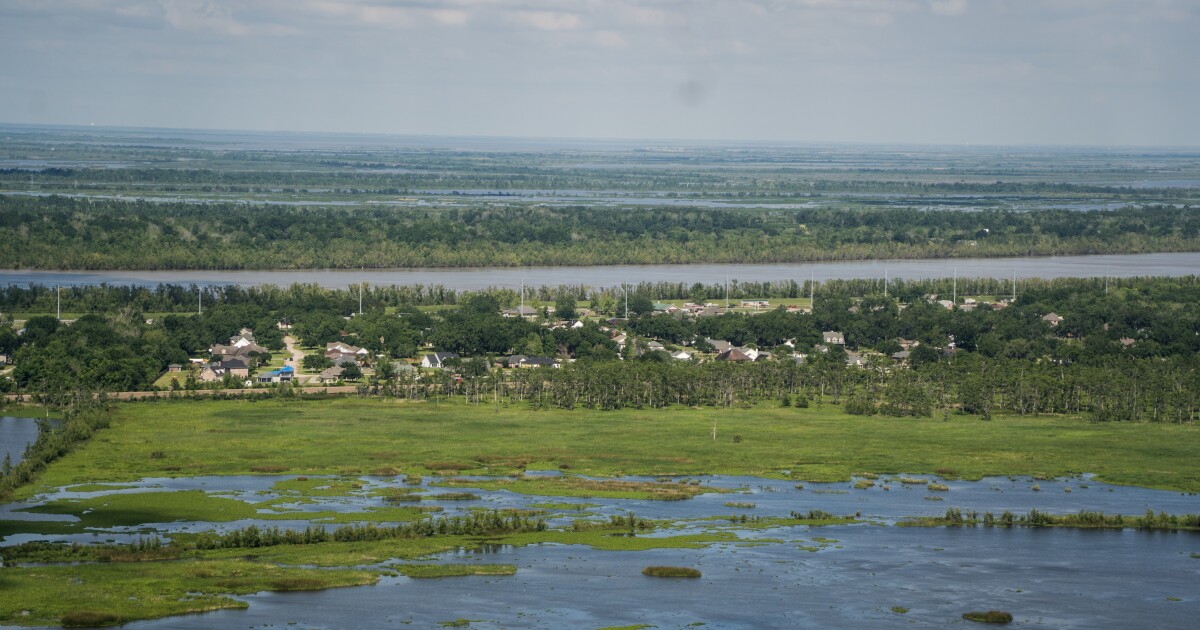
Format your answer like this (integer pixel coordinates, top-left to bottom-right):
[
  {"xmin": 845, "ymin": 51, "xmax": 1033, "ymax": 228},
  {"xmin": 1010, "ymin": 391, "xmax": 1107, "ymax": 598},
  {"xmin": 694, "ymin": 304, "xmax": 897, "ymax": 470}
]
[{"xmin": 1, "ymin": 252, "xmax": 1197, "ymax": 291}]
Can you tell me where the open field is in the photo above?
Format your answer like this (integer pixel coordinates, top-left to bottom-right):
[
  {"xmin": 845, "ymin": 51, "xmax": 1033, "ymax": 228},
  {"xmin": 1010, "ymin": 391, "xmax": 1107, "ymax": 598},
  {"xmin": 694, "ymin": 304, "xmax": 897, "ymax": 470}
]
[{"xmin": 16, "ymin": 398, "xmax": 1200, "ymax": 497}]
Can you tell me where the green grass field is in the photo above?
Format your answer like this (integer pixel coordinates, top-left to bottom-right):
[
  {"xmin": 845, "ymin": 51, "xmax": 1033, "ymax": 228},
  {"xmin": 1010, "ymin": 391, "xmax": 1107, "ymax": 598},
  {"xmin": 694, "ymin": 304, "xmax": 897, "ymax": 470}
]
[{"xmin": 18, "ymin": 397, "xmax": 1200, "ymax": 496}]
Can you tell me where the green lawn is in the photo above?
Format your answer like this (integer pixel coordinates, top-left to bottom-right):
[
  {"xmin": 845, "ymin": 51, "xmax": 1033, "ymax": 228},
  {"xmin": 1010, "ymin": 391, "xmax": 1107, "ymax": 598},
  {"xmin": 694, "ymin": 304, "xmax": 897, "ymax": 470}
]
[{"xmin": 19, "ymin": 398, "xmax": 1200, "ymax": 495}]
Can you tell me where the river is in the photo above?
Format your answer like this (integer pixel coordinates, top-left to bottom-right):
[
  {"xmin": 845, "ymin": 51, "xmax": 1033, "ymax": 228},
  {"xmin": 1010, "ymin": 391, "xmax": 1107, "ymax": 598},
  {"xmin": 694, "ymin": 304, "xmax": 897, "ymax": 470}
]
[{"xmin": 1, "ymin": 252, "xmax": 1197, "ymax": 291}]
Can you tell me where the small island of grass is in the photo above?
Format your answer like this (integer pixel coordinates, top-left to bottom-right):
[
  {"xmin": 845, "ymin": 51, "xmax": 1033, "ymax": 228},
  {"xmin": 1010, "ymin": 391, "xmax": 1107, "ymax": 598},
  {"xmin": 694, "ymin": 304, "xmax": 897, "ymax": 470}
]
[{"xmin": 642, "ymin": 566, "xmax": 702, "ymax": 578}]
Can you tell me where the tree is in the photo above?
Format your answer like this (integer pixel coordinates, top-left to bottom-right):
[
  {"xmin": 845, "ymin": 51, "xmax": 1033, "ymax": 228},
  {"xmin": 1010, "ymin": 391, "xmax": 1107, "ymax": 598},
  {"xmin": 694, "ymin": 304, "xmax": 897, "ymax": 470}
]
[
  {"xmin": 303, "ymin": 354, "xmax": 334, "ymax": 371},
  {"xmin": 555, "ymin": 293, "xmax": 577, "ymax": 320},
  {"xmin": 339, "ymin": 361, "xmax": 363, "ymax": 380}
]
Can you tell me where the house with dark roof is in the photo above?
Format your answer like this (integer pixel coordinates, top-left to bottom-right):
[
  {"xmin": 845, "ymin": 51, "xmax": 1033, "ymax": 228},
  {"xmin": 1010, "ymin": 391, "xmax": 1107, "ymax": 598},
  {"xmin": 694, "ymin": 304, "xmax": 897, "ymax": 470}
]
[
  {"xmin": 421, "ymin": 352, "xmax": 460, "ymax": 369},
  {"xmin": 716, "ymin": 348, "xmax": 754, "ymax": 362}
]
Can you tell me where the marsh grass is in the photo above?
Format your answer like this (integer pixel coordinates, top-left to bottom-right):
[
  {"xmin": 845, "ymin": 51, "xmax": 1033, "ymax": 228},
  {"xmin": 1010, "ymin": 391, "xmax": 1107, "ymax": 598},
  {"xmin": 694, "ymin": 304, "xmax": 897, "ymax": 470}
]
[
  {"xmin": 928, "ymin": 483, "xmax": 949, "ymax": 492},
  {"xmin": 393, "ymin": 564, "xmax": 516, "ymax": 578},
  {"xmin": 642, "ymin": 566, "xmax": 702, "ymax": 578},
  {"xmin": 433, "ymin": 492, "xmax": 480, "ymax": 501},
  {"xmin": 723, "ymin": 502, "xmax": 756, "ymax": 509},
  {"xmin": 435, "ymin": 476, "xmax": 719, "ymax": 501},
  {"xmin": 21, "ymin": 399, "xmax": 1200, "ymax": 498},
  {"xmin": 854, "ymin": 479, "xmax": 875, "ymax": 489},
  {"xmin": 963, "ymin": 610, "xmax": 1013, "ymax": 624}
]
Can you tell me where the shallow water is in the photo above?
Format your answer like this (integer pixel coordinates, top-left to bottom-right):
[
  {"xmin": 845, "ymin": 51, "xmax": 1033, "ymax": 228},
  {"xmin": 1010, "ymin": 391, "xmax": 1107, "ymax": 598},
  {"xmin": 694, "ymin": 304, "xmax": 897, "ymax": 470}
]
[
  {"xmin": 3, "ymin": 472, "xmax": 1200, "ymax": 627},
  {"xmin": 113, "ymin": 525, "xmax": 1200, "ymax": 629},
  {"xmin": 0, "ymin": 417, "xmax": 59, "ymax": 466}
]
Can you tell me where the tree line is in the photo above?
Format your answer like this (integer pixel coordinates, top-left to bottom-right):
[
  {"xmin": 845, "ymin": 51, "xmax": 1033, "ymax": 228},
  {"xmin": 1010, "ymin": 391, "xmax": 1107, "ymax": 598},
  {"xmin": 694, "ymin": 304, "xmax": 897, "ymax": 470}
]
[{"xmin": 2, "ymin": 195, "xmax": 1199, "ymax": 269}]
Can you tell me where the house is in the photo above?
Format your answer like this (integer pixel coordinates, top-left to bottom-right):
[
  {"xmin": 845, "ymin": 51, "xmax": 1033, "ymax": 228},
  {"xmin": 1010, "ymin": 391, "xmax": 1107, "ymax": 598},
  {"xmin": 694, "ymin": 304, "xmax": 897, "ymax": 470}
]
[
  {"xmin": 219, "ymin": 358, "xmax": 250, "ymax": 378},
  {"xmin": 647, "ymin": 341, "xmax": 666, "ymax": 352},
  {"xmin": 846, "ymin": 351, "xmax": 866, "ymax": 368},
  {"xmin": 502, "ymin": 306, "xmax": 538, "ymax": 318},
  {"xmin": 891, "ymin": 350, "xmax": 911, "ymax": 362},
  {"xmin": 822, "ymin": 331, "xmax": 845, "ymax": 345},
  {"xmin": 0, "ymin": 354, "xmax": 8, "ymax": 365},
  {"xmin": 671, "ymin": 350, "xmax": 692, "ymax": 361},
  {"xmin": 695, "ymin": 306, "xmax": 724, "ymax": 318},
  {"xmin": 705, "ymin": 338, "xmax": 734, "ymax": 354},
  {"xmin": 327, "ymin": 352, "xmax": 361, "ymax": 367},
  {"xmin": 1119, "ymin": 337, "xmax": 1137, "ymax": 347},
  {"xmin": 741, "ymin": 299, "xmax": 770, "ymax": 310},
  {"xmin": 1042, "ymin": 313, "xmax": 1064, "ymax": 327},
  {"xmin": 715, "ymin": 348, "xmax": 754, "ymax": 362},
  {"xmin": 318, "ymin": 365, "xmax": 344, "ymax": 384},
  {"xmin": 421, "ymin": 352, "xmax": 460, "ymax": 369},
  {"xmin": 325, "ymin": 342, "xmax": 369, "ymax": 358},
  {"xmin": 652, "ymin": 302, "xmax": 675, "ymax": 313},
  {"xmin": 198, "ymin": 365, "xmax": 222, "ymax": 383},
  {"xmin": 167, "ymin": 363, "xmax": 183, "ymax": 373},
  {"xmin": 258, "ymin": 365, "xmax": 295, "ymax": 384},
  {"xmin": 897, "ymin": 338, "xmax": 920, "ymax": 350},
  {"xmin": 738, "ymin": 346, "xmax": 761, "ymax": 361},
  {"xmin": 518, "ymin": 356, "xmax": 559, "ymax": 368},
  {"xmin": 937, "ymin": 300, "xmax": 955, "ymax": 310}
]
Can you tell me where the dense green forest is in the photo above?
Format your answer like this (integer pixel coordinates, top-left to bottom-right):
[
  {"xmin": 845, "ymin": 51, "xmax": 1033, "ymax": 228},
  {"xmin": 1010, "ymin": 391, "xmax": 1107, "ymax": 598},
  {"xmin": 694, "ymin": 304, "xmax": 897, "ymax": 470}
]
[{"xmin": 2, "ymin": 195, "xmax": 1199, "ymax": 269}]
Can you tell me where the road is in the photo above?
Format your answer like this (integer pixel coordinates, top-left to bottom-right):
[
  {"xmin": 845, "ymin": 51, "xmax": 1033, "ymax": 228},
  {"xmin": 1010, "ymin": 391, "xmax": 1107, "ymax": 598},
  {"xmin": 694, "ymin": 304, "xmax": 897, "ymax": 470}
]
[{"xmin": 4, "ymin": 385, "xmax": 359, "ymax": 403}]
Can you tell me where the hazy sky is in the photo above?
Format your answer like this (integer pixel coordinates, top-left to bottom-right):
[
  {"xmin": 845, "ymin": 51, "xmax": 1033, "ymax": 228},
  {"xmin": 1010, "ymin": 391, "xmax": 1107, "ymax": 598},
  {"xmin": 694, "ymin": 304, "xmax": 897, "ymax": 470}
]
[{"xmin": 2, "ymin": 1, "xmax": 1197, "ymax": 145}]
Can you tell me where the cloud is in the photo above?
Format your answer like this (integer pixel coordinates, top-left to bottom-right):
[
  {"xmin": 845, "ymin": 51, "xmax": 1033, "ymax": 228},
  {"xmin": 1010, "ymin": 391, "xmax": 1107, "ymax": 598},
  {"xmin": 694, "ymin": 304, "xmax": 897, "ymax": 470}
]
[
  {"xmin": 594, "ymin": 30, "xmax": 626, "ymax": 48},
  {"xmin": 513, "ymin": 10, "xmax": 580, "ymax": 31},
  {"xmin": 930, "ymin": 0, "xmax": 968, "ymax": 16}
]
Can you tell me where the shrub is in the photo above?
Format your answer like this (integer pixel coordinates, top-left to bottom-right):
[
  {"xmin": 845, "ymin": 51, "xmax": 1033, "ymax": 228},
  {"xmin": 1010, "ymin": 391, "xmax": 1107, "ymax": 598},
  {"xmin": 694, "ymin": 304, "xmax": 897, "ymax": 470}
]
[
  {"xmin": 642, "ymin": 566, "xmax": 701, "ymax": 578},
  {"xmin": 61, "ymin": 611, "xmax": 120, "ymax": 628}
]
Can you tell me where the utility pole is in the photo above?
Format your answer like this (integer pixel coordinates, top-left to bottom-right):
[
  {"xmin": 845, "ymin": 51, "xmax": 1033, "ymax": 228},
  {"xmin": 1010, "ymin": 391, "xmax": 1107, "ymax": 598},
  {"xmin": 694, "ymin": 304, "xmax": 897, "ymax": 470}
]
[
  {"xmin": 809, "ymin": 271, "xmax": 814, "ymax": 312},
  {"xmin": 953, "ymin": 268, "xmax": 957, "ymax": 304},
  {"xmin": 623, "ymin": 279, "xmax": 628, "ymax": 319},
  {"xmin": 520, "ymin": 278, "xmax": 525, "ymax": 316},
  {"xmin": 198, "ymin": 287, "xmax": 202, "ymax": 315},
  {"xmin": 358, "ymin": 283, "xmax": 363, "ymax": 315},
  {"xmin": 884, "ymin": 267, "xmax": 888, "ymax": 298},
  {"xmin": 1012, "ymin": 268, "xmax": 1016, "ymax": 302}
]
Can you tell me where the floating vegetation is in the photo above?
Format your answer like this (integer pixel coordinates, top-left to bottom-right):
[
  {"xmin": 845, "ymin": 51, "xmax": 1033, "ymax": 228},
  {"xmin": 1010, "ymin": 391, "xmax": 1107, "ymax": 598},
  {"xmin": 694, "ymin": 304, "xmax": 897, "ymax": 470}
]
[
  {"xmin": 898, "ymin": 477, "xmax": 928, "ymax": 485},
  {"xmin": 642, "ymin": 566, "xmax": 702, "ymax": 578},
  {"xmin": 928, "ymin": 483, "xmax": 950, "ymax": 492},
  {"xmin": 853, "ymin": 480, "xmax": 875, "ymax": 489},
  {"xmin": 859, "ymin": 472, "xmax": 879, "ymax": 480},
  {"xmin": 404, "ymin": 474, "xmax": 423, "ymax": 485},
  {"xmin": 962, "ymin": 610, "xmax": 1013, "ymax": 624},
  {"xmin": 925, "ymin": 496, "xmax": 944, "ymax": 501},
  {"xmin": 811, "ymin": 489, "xmax": 848, "ymax": 495},
  {"xmin": 891, "ymin": 607, "xmax": 909, "ymax": 614},
  {"xmin": 794, "ymin": 484, "xmax": 805, "ymax": 491},
  {"xmin": 1032, "ymin": 484, "xmax": 1041, "ymax": 492},
  {"xmin": 723, "ymin": 502, "xmax": 756, "ymax": 509}
]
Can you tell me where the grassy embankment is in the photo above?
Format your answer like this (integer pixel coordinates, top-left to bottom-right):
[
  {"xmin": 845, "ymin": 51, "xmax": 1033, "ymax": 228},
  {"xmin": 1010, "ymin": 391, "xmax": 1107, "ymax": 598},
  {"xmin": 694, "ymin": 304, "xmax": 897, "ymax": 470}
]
[{"xmin": 17, "ymin": 397, "xmax": 1200, "ymax": 496}]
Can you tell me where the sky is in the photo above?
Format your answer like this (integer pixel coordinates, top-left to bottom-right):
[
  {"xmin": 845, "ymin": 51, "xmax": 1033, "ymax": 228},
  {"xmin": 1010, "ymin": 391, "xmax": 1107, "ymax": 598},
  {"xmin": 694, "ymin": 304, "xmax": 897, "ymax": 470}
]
[{"xmin": 1, "ymin": 0, "xmax": 1198, "ymax": 146}]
